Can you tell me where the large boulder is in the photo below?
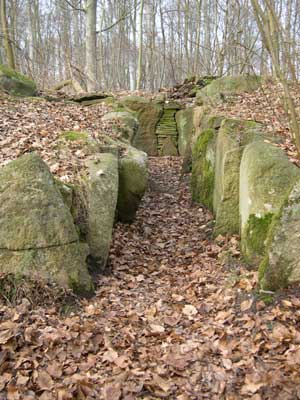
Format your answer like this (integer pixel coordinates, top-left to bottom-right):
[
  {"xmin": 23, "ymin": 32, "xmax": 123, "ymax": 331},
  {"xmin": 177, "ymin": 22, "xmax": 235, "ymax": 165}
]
[
  {"xmin": 120, "ymin": 96, "xmax": 163, "ymax": 155},
  {"xmin": 118, "ymin": 146, "xmax": 148, "ymax": 223},
  {"xmin": 240, "ymin": 141, "xmax": 300, "ymax": 264},
  {"xmin": 196, "ymin": 75, "xmax": 261, "ymax": 106},
  {"xmin": 102, "ymin": 111, "xmax": 138, "ymax": 143},
  {"xmin": 176, "ymin": 107, "xmax": 194, "ymax": 156},
  {"xmin": 213, "ymin": 119, "xmax": 262, "ymax": 235},
  {"xmin": 191, "ymin": 129, "xmax": 217, "ymax": 211},
  {"xmin": 0, "ymin": 64, "xmax": 37, "ymax": 96},
  {"xmin": 259, "ymin": 179, "xmax": 300, "ymax": 290},
  {"xmin": 81, "ymin": 154, "xmax": 119, "ymax": 271},
  {"xmin": 0, "ymin": 153, "xmax": 93, "ymax": 296}
]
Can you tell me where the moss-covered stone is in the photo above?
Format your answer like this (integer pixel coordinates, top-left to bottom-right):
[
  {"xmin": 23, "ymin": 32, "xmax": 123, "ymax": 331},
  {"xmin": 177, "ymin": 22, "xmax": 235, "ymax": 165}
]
[
  {"xmin": 240, "ymin": 141, "xmax": 300, "ymax": 265},
  {"xmin": 213, "ymin": 119, "xmax": 263, "ymax": 236},
  {"xmin": 243, "ymin": 213, "xmax": 274, "ymax": 262},
  {"xmin": 0, "ymin": 243, "xmax": 93, "ymax": 297},
  {"xmin": 0, "ymin": 64, "xmax": 37, "ymax": 96},
  {"xmin": 196, "ymin": 75, "xmax": 261, "ymax": 106},
  {"xmin": 176, "ymin": 108, "xmax": 194, "ymax": 156},
  {"xmin": 191, "ymin": 129, "xmax": 216, "ymax": 210},
  {"xmin": 60, "ymin": 131, "xmax": 89, "ymax": 141},
  {"xmin": 0, "ymin": 153, "xmax": 78, "ymax": 249},
  {"xmin": 118, "ymin": 146, "xmax": 148, "ymax": 223},
  {"xmin": 181, "ymin": 106, "xmax": 213, "ymax": 173},
  {"xmin": 84, "ymin": 153, "xmax": 118, "ymax": 271},
  {"xmin": 259, "ymin": 179, "xmax": 300, "ymax": 290},
  {"xmin": 0, "ymin": 153, "xmax": 93, "ymax": 296}
]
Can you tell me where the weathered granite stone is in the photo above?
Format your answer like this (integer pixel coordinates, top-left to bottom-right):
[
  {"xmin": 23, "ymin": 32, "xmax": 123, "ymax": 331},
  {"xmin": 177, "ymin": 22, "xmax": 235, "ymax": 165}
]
[
  {"xmin": 0, "ymin": 153, "xmax": 93, "ymax": 295},
  {"xmin": 191, "ymin": 129, "xmax": 217, "ymax": 211},
  {"xmin": 213, "ymin": 118, "xmax": 262, "ymax": 235},
  {"xmin": 84, "ymin": 153, "xmax": 118, "ymax": 271},
  {"xmin": 118, "ymin": 146, "xmax": 148, "ymax": 223},
  {"xmin": 259, "ymin": 179, "xmax": 300, "ymax": 290},
  {"xmin": 120, "ymin": 96, "xmax": 162, "ymax": 155},
  {"xmin": 240, "ymin": 141, "xmax": 300, "ymax": 264},
  {"xmin": 176, "ymin": 107, "xmax": 194, "ymax": 156}
]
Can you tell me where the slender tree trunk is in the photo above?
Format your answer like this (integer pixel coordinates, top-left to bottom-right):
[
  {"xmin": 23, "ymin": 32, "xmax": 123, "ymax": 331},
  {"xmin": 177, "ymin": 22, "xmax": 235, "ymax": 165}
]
[
  {"xmin": 86, "ymin": 0, "xmax": 97, "ymax": 91},
  {"xmin": 193, "ymin": 0, "xmax": 202, "ymax": 75},
  {"xmin": 136, "ymin": 0, "xmax": 144, "ymax": 89},
  {"xmin": 1, "ymin": 0, "xmax": 15, "ymax": 69},
  {"xmin": 159, "ymin": 0, "xmax": 166, "ymax": 88}
]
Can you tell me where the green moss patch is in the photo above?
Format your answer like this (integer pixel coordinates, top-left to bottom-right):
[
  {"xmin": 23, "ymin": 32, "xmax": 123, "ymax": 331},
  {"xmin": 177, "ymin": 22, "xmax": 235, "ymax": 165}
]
[
  {"xmin": 242, "ymin": 213, "xmax": 274, "ymax": 261},
  {"xmin": 191, "ymin": 129, "xmax": 216, "ymax": 210},
  {"xmin": 0, "ymin": 64, "xmax": 37, "ymax": 96},
  {"xmin": 0, "ymin": 65, "xmax": 34, "ymax": 85},
  {"xmin": 60, "ymin": 131, "xmax": 89, "ymax": 141},
  {"xmin": 258, "ymin": 183, "xmax": 300, "ymax": 290}
]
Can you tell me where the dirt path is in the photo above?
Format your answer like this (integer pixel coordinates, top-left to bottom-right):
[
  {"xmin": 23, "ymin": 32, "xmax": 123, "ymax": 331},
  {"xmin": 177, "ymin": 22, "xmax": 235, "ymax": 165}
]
[{"xmin": 1, "ymin": 157, "xmax": 300, "ymax": 399}]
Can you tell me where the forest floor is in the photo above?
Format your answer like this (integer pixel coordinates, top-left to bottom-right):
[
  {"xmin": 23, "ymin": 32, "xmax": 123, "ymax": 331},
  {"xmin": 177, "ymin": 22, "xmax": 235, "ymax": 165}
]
[
  {"xmin": 1, "ymin": 83, "xmax": 300, "ymax": 399},
  {"xmin": 1, "ymin": 158, "xmax": 300, "ymax": 399}
]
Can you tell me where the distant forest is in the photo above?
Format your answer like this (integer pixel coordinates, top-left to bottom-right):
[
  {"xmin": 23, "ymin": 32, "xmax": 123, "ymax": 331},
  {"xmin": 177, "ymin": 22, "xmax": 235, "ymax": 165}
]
[{"xmin": 0, "ymin": 0, "xmax": 299, "ymax": 91}]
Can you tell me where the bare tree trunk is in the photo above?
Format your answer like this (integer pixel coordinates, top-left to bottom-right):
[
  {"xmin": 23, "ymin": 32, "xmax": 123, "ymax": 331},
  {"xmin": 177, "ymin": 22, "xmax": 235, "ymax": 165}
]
[
  {"xmin": 86, "ymin": 0, "xmax": 97, "ymax": 91},
  {"xmin": 1, "ymin": 0, "xmax": 15, "ymax": 69},
  {"xmin": 136, "ymin": 0, "xmax": 144, "ymax": 89}
]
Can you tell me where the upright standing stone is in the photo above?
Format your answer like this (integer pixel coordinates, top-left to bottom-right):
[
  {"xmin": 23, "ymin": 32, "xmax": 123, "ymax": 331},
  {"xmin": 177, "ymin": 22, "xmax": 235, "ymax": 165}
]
[
  {"xmin": 191, "ymin": 129, "xmax": 217, "ymax": 210},
  {"xmin": 176, "ymin": 107, "xmax": 194, "ymax": 156},
  {"xmin": 84, "ymin": 153, "xmax": 119, "ymax": 271},
  {"xmin": 118, "ymin": 146, "xmax": 148, "ymax": 223},
  {"xmin": 120, "ymin": 96, "xmax": 163, "ymax": 155},
  {"xmin": 213, "ymin": 119, "xmax": 262, "ymax": 236},
  {"xmin": 259, "ymin": 179, "xmax": 300, "ymax": 290},
  {"xmin": 240, "ymin": 141, "xmax": 300, "ymax": 264}
]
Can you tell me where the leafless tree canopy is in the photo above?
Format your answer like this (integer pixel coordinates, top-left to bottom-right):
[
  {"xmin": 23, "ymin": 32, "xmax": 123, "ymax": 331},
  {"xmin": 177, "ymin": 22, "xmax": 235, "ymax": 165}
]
[{"xmin": 0, "ymin": 0, "xmax": 300, "ymax": 90}]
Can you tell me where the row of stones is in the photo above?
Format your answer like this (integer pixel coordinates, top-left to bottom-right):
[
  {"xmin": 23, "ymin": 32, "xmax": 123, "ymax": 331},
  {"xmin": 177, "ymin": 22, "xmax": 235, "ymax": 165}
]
[
  {"xmin": 0, "ymin": 127, "xmax": 148, "ymax": 296},
  {"xmin": 191, "ymin": 107, "xmax": 300, "ymax": 291}
]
